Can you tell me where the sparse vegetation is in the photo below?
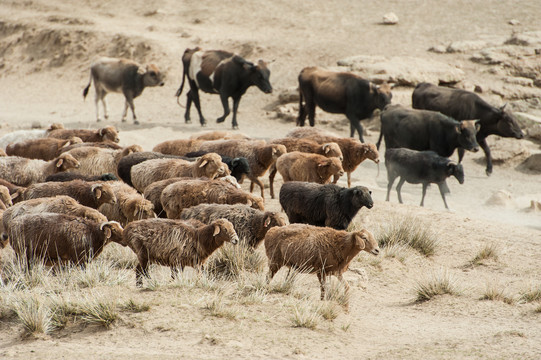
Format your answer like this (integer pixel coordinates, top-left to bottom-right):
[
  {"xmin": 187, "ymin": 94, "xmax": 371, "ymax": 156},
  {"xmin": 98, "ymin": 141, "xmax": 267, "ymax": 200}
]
[
  {"xmin": 480, "ymin": 284, "xmax": 515, "ymax": 304},
  {"xmin": 206, "ymin": 242, "xmax": 266, "ymax": 279},
  {"xmin": 290, "ymin": 301, "xmax": 321, "ymax": 329},
  {"xmin": 269, "ymin": 269, "xmax": 300, "ymax": 295},
  {"xmin": 414, "ymin": 270, "xmax": 461, "ymax": 302},
  {"xmin": 324, "ymin": 279, "xmax": 350, "ymax": 308},
  {"xmin": 121, "ymin": 299, "xmax": 150, "ymax": 313},
  {"xmin": 203, "ymin": 291, "xmax": 238, "ymax": 320},
  {"xmin": 11, "ymin": 295, "xmax": 54, "ymax": 335},
  {"xmin": 520, "ymin": 285, "xmax": 541, "ymax": 303},
  {"xmin": 77, "ymin": 294, "xmax": 118, "ymax": 328},
  {"xmin": 469, "ymin": 243, "xmax": 500, "ymax": 266},
  {"xmin": 377, "ymin": 216, "xmax": 438, "ymax": 257}
]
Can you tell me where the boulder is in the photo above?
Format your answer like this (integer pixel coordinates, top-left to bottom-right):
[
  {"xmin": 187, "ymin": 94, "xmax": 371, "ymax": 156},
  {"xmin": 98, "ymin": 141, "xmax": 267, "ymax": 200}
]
[
  {"xmin": 446, "ymin": 40, "xmax": 493, "ymax": 53},
  {"xmin": 521, "ymin": 154, "xmax": 541, "ymax": 172},
  {"xmin": 337, "ymin": 55, "xmax": 465, "ymax": 86},
  {"xmin": 485, "ymin": 190, "xmax": 516, "ymax": 208},
  {"xmin": 277, "ymin": 87, "xmax": 300, "ymax": 105},
  {"xmin": 485, "ymin": 136, "xmax": 530, "ymax": 165},
  {"xmin": 275, "ymin": 104, "xmax": 298, "ymax": 122},
  {"xmin": 505, "ymin": 31, "xmax": 541, "ymax": 47}
]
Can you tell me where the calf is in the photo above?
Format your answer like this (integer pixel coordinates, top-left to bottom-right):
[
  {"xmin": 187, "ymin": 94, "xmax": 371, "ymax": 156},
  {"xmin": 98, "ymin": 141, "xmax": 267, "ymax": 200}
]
[
  {"xmin": 83, "ymin": 57, "xmax": 165, "ymax": 124},
  {"xmin": 377, "ymin": 104, "xmax": 479, "ymax": 158},
  {"xmin": 384, "ymin": 148, "xmax": 464, "ymax": 210},
  {"xmin": 297, "ymin": 66, "xmax": 392, "ymax": 142},
  {"xmin": 175, "ymin": 47, "xmax": 272, "ymax": 129},
  {"xmin": 412, "ymin": 82, "xmax": 524, "ymax": 175}
]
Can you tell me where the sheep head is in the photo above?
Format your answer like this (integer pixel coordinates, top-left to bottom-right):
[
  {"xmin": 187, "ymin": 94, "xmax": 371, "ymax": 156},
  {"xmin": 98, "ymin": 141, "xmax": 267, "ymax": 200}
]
[
  {"xmin": 322, "ymin": 142, "xmax": 343, "ymax": 161},
  {"xmin": 352, "ymin": 229, "xmax": 379, "ymax": 256},
  {"xmin": 211, "ymin": 218, "xmax": 239, "ymax": 245},
  {"xmin": 349, "ymin": 186, "xmax": 373, "ymax": 210},
  {"xmin": 99, "ymin": 126, "xmax": 120, "ymax": 143},
  {"xmin": 246, "ymin": 194, "xmax": 264, "ymax": 210},
  {"xmin": 100, "ymin": 221, "xmax": 125, "ymax": 246},
  {"xmin": 196, "ymin": 153, "xmax": 228, "ymax": 179},
  {"xmin": 91, "ymin": 183, "xmax": 117, "ymax": 205},
  {"xmin": 121, "ymin": 145, "xmax": 144, "ymax": 157},
  {"xmin": 0, "ymin": 185, "xmax": 12, "ymax": 207},
  {"xmin": 270, "ymin": 144, "xmax": 287, "ymax": 161},
  {"xmin": 55, "ymin": 153, "xmax": 80, "ymax": 172},
  {"xmin": 126, "ymin": 197, "xmax": 156, "ymax": 221},
  {"xmin": 316, "ymin": 157, "xmax": 344, "ymax": 180},
  {"xmin": 361, "ymin": 143, "xmax": 379, "ymax": 164}
]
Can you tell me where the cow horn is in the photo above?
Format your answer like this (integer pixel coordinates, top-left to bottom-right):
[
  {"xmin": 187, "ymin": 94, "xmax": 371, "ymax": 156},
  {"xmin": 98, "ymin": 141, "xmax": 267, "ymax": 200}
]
[
  {"xmin": 500, "ymin": 103, "xmax": 507, "ymax": 111},
  {"xmin": 137, "ymin": 66, "xmax": 147, "ymax": 75}
]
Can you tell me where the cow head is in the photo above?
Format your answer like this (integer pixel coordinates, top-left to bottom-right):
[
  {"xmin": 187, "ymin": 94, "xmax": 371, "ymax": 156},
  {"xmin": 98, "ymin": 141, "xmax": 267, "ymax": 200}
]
[
  {"xmin": 447, "ymin": 162, "xmax": 464, "ymax": 184},
  {"xmin": 495, "ymin": 104, "xmax": 524, "ymax": 139},
  {"xmin": 141, "ymin": 64, "xmax": 165, "ymax": 87},
  {"xmin": 240, "ymin": 57, "xmax": 272, "ymax": 94},
  {"xmin": 371, "ymin": 83, "xmax": 393, "ymax": 110},
  {"xmin": 456, "ymin": 120, "xmax": 479, "ymax": 152},
  {"xmin": 349, "ymin": 186, "xmax": 374, "ymax": 209}
]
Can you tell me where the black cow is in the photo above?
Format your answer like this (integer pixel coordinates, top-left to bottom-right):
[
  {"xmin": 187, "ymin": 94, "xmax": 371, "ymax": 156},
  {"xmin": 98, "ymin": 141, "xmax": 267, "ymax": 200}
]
[
  {"xmin": 412, "ymin": 82, "xmax": 524, "ymax": 175},
  {"xmin": 279, "ymin": 181, "xmax": 373, "ymax": 230},
  {"xmin": 175, "ymin": 47, "xmax": 272, "ymax": 129},
  {"xmin": 385, "ymin": 148, "xmax": 464, "ymax": 210},
  {"xmin": 297, "ymin": 66, "xmax": 392, "ymax": 142},
  {"xmin": 377, "ymin": 104, "xmax": 480, "ymax": 158}
]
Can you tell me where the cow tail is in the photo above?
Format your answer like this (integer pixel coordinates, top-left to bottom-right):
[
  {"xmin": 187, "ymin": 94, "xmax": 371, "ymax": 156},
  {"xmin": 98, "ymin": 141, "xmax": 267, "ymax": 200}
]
[
  {"xmin": 82, "ymin": 72, "xmax": 92, "ymax": 100},
  {"xmin": 175, "ymin": 66, "xmax": 188, "ymax": 107}
]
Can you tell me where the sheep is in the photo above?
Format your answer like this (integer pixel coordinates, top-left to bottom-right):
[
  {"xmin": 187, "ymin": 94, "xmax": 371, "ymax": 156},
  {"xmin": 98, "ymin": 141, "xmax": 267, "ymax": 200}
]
[
  {"xmin": 265, "ymin": 224, "xmax": 380, "ymax": 299},
  {"xmin": 0, "ymin": 123, "xmax": 64, "ymax": 150},
  {"xmin": 279, "ymin": 182, "xmax": 373, "ymax": 230},
  {"xmin": 0, "ymin": 153, "xmax": 81, "ymax": 186},
  {"xmin": 0, "ymin": 179, "xmax": 25, "ymax": 204},
  {"xmin": 123, "ymin": 218, "xmax": 239, "ymax": 287},
  {"xmin": 2, "ymin": 196, "xmax": 107, "ymax": 233},
  {"xmin": 152, "ymin": 139, "xmax": 205, "ymax": 155},
  {"xmin": 180, "ymin": 203, "xmax": 286, "ymax": 248},
  {"xmin": 0, "ymin": 185, "xmax": 12, "ymax": 210},
  {"xmin": 58, "ymin": 141, "xmax": 123, "ymax": 154},
  {"xmin": 384, "ymin": 148, "xmax": 465, "ymax": 210},
  {"xmin": 189, "ymin": 130, "xmax": 252, "ymax": 141},
  {"xmin": 98, "ymin": 181, "xmax": 156, "ymax": 226},
  {"xmin": 7, "ymin": 213, "xmax": 123, "ymax": 267},
  {"xmin": 272, "ymin": 152, "xmax": 344, "ymax": 199},
  {"xmin": 47, "ymin": 125, "xmax": 120, "ymax": 143},
  {"xmin": 117, "ymin": 151, "xmax": 187, "ymax": 186},
  {"xmin": 197, "ymin": 140, "xmax": 287, "ymax": 198},
  {"xmin": 63, "ymin": 145, "xmax": 143, "ymax": 177},
  {"xmin": 130, "ymin": 153, "xmax": 228, "ymax": 192},
  {"xmin": 45, "ymin": 172, "xmax": 118, "ymax": 182},
  {"xmin": 184, "ymin": 150, "xmax": 251, "ymax": 182},
  {"xmin": 161, "ymin": 178, "xmax": 264, "ymax": 219},
  {"xmin": 144, "ymin": 176, "xmax": 241, "ymax": 218},
  {"xmin": 23, "ymin": 180, "xmax": 117, "ymax": 209},
  {"xmin": 0, "ymin": 149, "xmax": 6, "ymax": 157},
  {"xmin": 5, "ymin": 137, "xmax": 82, "ymax": 161},
  {"xmin": 286, "ymin": 128, "xmax": 380, "ymax": 187}
]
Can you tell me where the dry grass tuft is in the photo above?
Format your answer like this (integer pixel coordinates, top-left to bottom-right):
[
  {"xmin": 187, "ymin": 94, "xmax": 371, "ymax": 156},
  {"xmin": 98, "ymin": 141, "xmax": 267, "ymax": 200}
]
[
  {"xmin": 11, "ymin": 294, "xmax": 54, "ymax": 335},
  {"xmin": 469, "ymin": 243, "xmax": 500, "ymax": 266},
  {"xmin": 76, "ymin": 293, "xmax": 118, "ymax": 328},
  {"xmin": 520, "ymin": 285, "xmax": 541, "ymax": 303},
  {"xmin": 203, "ymin": 291, "xmax": 238, "ymax": 320},
  {"xmin": 121, "ymin": 299, "xmax": 150, "ymax": 313},
  {"xmin": 206, "ymin": 242, "xmax": 266, "ymax": 279},
  {"xmin": 414, "ymin": 270, "xmax": 461, "ymax": 302},
  {"xmin": 317, "ymin": 301, "xmax": 340, "ymax": 321},
  {"xmin": 290, "ymin": 301, "xmax": 321, "ymax": 329},
  {"xmin": 480, "ymin": 284, "xmax": 515, "ymax": 304},
  {"xmin": 324, "ymin": 279, "xmax": 350, "ymax": 308},
  {"xmin": 377, "ymin": 216, "xmax": 438, "ymax": 257},
  {"xmin": 270, "ymin": 268, "xmax": 300, "ymax": 295}
]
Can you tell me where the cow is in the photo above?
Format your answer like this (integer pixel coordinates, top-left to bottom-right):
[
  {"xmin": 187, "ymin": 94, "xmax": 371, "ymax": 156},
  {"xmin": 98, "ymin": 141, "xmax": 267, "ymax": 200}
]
[
  {"xmin": 412, "ymin": 82, "xmax": 524, "ymax": 175},
  {"xmin": 384, "ymin": 148, "xmax": 464, "ymax": 210},
  {"xmin": 83, "ymin": 57, "xmax": 165, "ymax": 125},
  {"xmin": 174, "ymin": 47, "xmax": 273, "ymax": 129},
  {"xmin": 297, "ymin": 66, "xmax": 392, "ymax": 142},
  {"xmin": 377, "ymin": 104, "xmax": 480, "ymax": 158}
]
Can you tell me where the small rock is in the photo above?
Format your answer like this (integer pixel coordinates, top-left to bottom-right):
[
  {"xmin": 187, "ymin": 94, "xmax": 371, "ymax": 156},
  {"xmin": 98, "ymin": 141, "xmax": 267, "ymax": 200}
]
[
  {"xmin": 428, "ymin": 45, "xmax": 447, "ymax": 54},
  {"xmin": 31, "ymin": 122, "xmax": 41, "ymax": 129},
  {"xmin": 447, "ymin": 40, "xmax": 490, "ymax": 53},
  {"xmin": 485, "ymin": 190, "xmax": 516, "ymax": 208},
  {"xmin": 474, "ymin": 85, "xmax": 483, "ymax": 93},
  {"xmin": 508, "ymin": 19, "xmax": 520, "ymax": 26},
  {"xmin": 382, "ymin": 12, "xmax": 399, "ymax": 25},
  {"xmin": 277, "ymin": 87, "xmax": 299, "ymax": 104}
]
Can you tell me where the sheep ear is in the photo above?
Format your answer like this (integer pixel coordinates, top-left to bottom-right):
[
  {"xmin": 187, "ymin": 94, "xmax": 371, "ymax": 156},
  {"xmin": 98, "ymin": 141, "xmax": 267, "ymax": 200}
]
[
  {"xmin": 264, "ymin": 216, "xmax": 271, "ymax": 227},
  {"xmin": 199, "ymin": 160, "xmax": 208, "ymax": 168},
  {"xmin": 92, "ymin": 185, "xmax": 103, "ymax": 199},
  {"xmin": 104, "ymin": 226, "xmax": 112, "ymax": 239},
  {"xmin": 11, "ymin": 191, "xmax": 20, "ymax": 200},
  {"xmin": 272, "ymin": 148, "xmax": 277, "ymax": 155},
  {"xmin": 99, "ymin": 128, "xmax": 104, "ymax": 136},
  {"xmin": 56, "ymin": 158, "xmax": 64, "ymax": 168},
  {"xmin": 354, "ymin": 233, "xmax": 366, "ymax": 250},
  {"xmin": 61, "ymin": 141, "xmax": 71, "ymax": 148},
  {"xmin": 133, "ymin": 208, "xmax": 139, "ymax": 217},
  {"xmin": 213, "ymin": 225, "xmax": 220, "ymax": 236},
  {"xmin": 246, "ymin": 199, "xmax": 252, "ymax": 206}
]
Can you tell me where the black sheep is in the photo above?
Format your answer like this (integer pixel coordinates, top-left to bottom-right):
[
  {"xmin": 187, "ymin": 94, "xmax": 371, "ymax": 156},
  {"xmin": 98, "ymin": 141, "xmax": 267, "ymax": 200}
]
[
  {"xmin": 279, "ymin": 182, "xmax": 373, "ymax": 230},
  {"xmin": 45, "ymin": 172, "xmax": 118, "ymax": 182},
  {"xmin": 117, "ymin": 152, "xmax": 186, "ymax": 186},
  {"xmin": 384, "ymin": 148, "xmax": 464, "ymax": 209},
  {"xmin": 185, "ymin": 150, "xmax": 250, "ymax": 182}
]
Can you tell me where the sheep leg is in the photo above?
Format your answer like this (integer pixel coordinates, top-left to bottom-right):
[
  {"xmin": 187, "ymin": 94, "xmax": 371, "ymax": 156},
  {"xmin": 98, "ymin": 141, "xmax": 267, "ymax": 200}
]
[
  {"xmin": 171, "ymin": 266, "xmax": 179, "ymax": 280},
  {"xmin": 337, "ymin": 274, "xmax": 350, "ymax": 294},
  {"xmin": 396, "ymin": 178, "xmax": 406, "ymax": 204},
  {"xmin": 266, "ymin": 264, "xmax": 280, "ymax": 283},
  {"xmin": 269, "ymin": 164, "xmax": 277, "ymax": 199},
  {"xmin": 420, "ymin": 183, "xmax": 428, "ymax": 207},
  {"xmin": 250, "ymin": 177, "xmax": 265, "ymax": 199},
  {"xmin": 317, "ymin": 272, "xmax": 327, "ymax": 300},
  {"xmin": 135, "ymin": 256, "xmax": 149, "ymax": 288}
]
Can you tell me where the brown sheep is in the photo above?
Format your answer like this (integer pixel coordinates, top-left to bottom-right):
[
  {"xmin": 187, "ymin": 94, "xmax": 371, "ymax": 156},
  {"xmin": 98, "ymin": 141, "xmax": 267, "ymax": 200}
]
[
  {"xmin": 7, "ymin": 213, "xmax": 123, "ymax": 267},
  {"xmin": 2, "ymin": 196, "xmax": 107, "ymax": 233},
  {"xmin": 161, "ymin": 178, "xmax": 264, "ymax": 219},
  {"xmin": 0, "ymin": 179, "xmax": 25, "ymax": 204},
  {"xmin": 63, "ymin": 145, "xmax": 143, "ymax": 177},
  {"xmin": 272, "ymin": 152, "xmax": 344, "ymax": 199},
  {"xmin": 98, "ymin": 181, "xmax": 156, "ymax": 226},
  {"xmin": 265, "ymin": 224, "xmax": 379, "ymax": 299},
  {"xmin": 189, "ymin": 131, "xmax": 252, "ymax": 141},
  {"xmin": 130, "ymin": 153, "xmax": 228, "ymax": 192},
  {"xmin": 58, "ymin": 141, "xmax": 123, "ymax": 154},
  {"xmin": 180, "ymin": 203, "xmax": 286, "ymax": 248},
  {"xmin": 198, "ymin": 140, "xmax": 287, "ymax": 199},
  {"xmin": 47, "ymin": 125, "xmax": 120, "ymax": 143},
  {"xmin": 0, "ymin": 149, "xmax": 7, "ymax": 157},
  {"xmin": 123, "ymin": 218, "xmax": 239, "ymax": 286},
  {"xmin": 0, "ymin": 185, "xmax": 13, "ymax": 210},
  {"xmin": 23, "ymin": 180, "xmax": 117, "ymax": 209},
  {"xmin": 5, "ymin": 137, "xmax": 83, "ymax": 161},
  {"xmin": 286, "ymin": 128, "xmax": 380, "ymax": 187},
  {"xmin": 152, "ymin": 139, "xmax": 205, "ymax": 155},
  {"xmin": 0, "ymin": 153, "xmax": 81, "ymax": 186}
]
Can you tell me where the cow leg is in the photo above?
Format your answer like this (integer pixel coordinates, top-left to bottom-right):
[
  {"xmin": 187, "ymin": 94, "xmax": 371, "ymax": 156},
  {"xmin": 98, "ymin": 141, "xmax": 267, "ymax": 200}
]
[
  {"xmin": 386, "ymin": 174, "xmax": 397, "ymax": 202},
  {"xmin": 348, "ymin": 117, "xmax": 364, "ymax": 142},
  {"xmin": 420, "ymin": 183, "xmax": 428, "ymax": 207},
  {"xmin": 230, "ymin": 96, "xmax": 241, "ymax": 129},
  {"xmin": 95, "ymin": 86, "xmax": 108, "ymax": 122},
  {"xmin": 216, "ymin": 94, "xmax": 231, "ymax": 124},
  {"xmin": 188, "ymin": 83, "xmax": 206, "ymax": 126},
  {"xmin": 123, "ymin": 92, "xmax": 139, "ymax": 125},
  {"xmin": 396, "ymin": 177, "xmax": 406, "ymax": 204},
  {"xmin": 437, "ymin": 183, "xmax": 450, "ymax": 210},
  {"xmin": 457, "ymin": 148, "xmax": 465, "ymax": 163},
  {"xmin": 184, "ymin": 91, "xmax": 193, "ymax": 123},
  {"xmin": 347, "ymin": 171, "xmax": 352, "ymax": 188},
  {"xmin": 478, "ymin": 137, "xmax": 493, "ymax": 176}
]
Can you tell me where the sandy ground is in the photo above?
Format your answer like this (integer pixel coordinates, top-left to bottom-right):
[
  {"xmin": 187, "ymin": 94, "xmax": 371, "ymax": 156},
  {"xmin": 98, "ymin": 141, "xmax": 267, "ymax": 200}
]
[{"xmin": 0, "ymin": 0, "xmax": 540, "ymax": 359}]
